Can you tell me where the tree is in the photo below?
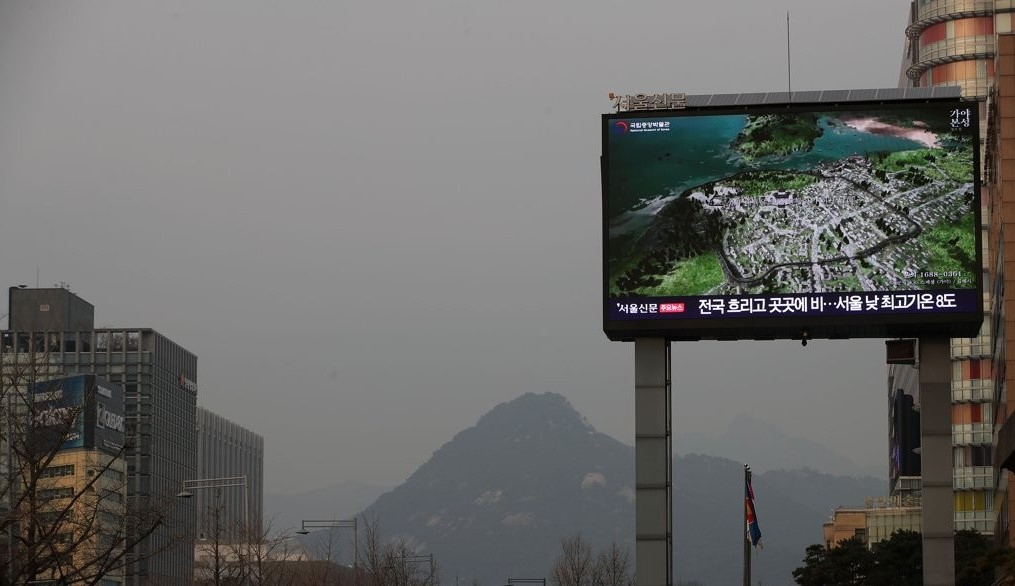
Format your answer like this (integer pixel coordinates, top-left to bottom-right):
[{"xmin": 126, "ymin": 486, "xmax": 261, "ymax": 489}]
[
  {"xmin": 222, "ymin": 517, "xmax": 311, "ymax": 586},
  {"xmin": 194, "ymin": 500, "xmax": 243, "ymax": 586},
  {"xmin": 359, "ymin": 514, "xmax": 439, "ymax": 586},
  {"xmin": 591, "ymin": 542, "xmax": 633, "ymax": 586},
  {"xmin": 870, "ymin": 530, "xmax": 921, "ymax": 586},
  {"xmin": 955, "ymin": 529, "xmax": 994, "ymax": 586},
  {"xmin": 824, "ymin": 536, "xmax": 874, "ymax": 586},
  {"xmin": 792, "ymin": 544, "xmax": 830, "ymax": 586},
  {"xmin": 0, "ymin": 334, "xmax": 176, "ymax": 585},
  {"xmin": 550, "ymin": 534, "xmax": 594, "ymax": 586},
  {"xmin": 550, "ymin": 534, "xmax": 633, "ymax": 586},
  {"xmin": 792, "ymin": 536, "xmax": 872, "ymax": 586},
  {"xmin": 794, "ymin": 529, "xmax": 1004, "ymax": 586}
]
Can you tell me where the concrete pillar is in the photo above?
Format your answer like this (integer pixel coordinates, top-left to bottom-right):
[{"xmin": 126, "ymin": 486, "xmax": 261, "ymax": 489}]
[
  {"xmin": 919, "ymin": 337, "xmax": 954, "ymax": 586},
  {"xmin": 635, "ymin": 338, "xmax": 672, "ymax": 586}
]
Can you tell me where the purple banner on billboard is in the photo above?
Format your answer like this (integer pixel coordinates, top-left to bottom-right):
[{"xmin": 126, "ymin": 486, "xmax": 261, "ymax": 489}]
[{"xmin": 609, "ymin": 290, "xmax": 980, "ymax": 320}]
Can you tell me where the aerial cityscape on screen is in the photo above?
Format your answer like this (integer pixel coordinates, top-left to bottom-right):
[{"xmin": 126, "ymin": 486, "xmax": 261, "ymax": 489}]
[{"xmin": 606, "ymin": 104, "xmax": 978, "ymax": 306}]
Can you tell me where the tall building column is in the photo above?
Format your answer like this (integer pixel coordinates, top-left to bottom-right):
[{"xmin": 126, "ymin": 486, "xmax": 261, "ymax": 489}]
[
  {"xmin": 920, "ymin": 337, "xmax": 955, "ymax": 586},
  {"xmin": 635, "ymin": 338, "xmax": 671, "ymax": 586}
]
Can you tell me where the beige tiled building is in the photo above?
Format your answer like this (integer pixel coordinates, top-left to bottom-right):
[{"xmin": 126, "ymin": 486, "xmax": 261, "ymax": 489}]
[{"xmin": 33, "ymin": 449, "xmax": 127, "ymax": 586}]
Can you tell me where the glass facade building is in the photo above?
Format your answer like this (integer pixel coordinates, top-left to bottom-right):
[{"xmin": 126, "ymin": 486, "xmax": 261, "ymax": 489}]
[
  {"xmin": 194, "ymin": 407, "xmax": 264, "ymax": 539},
  {"xmin": 2, "ymin": 288, "xmax": 198, "ymax": 585}
]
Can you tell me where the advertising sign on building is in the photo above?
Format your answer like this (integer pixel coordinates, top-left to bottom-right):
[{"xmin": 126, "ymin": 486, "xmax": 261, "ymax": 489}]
[
  {"xmin": 31, "ymin": 374, "xmax": 125, "ymax": 455},
  {"xmin": 602, "ymin": 97, "xmax": 982, "ymax": 341}
]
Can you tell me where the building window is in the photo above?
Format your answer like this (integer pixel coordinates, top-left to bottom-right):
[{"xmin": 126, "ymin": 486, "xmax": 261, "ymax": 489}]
[
  {"xmin": 40, "ymin": 465, "xmax": 74, "ymax": 479},
  {"xmin": 37, "ymin": 487, "xmax": 74, "ymax": 501},
  {"xmin": 62, "ymin": 332, "xmax": 77, "ymax": 353}
]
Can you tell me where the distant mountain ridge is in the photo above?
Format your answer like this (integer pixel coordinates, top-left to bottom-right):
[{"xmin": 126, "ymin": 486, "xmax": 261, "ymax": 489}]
[
  {"xmin": 363, "ymin": 393, "xmax": 635, "ymax": 581},
  {"xmin": 264, "ymin": 480, "xmax": 387, "ymax": 532},
  {"xmin": 295, "ymin": 393, "xmax": 883, "ymax": 586},
  {"xmin": 674, "ymin": 413, "xmax": 884, "ymax": 478}
]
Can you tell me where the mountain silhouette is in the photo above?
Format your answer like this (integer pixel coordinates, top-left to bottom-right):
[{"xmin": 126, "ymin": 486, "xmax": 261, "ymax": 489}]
[
  {"xmin": 674, "ymin": 413, "xmax": 882, "ymax": 477},
  {"xmin": 362, "ymin": 392, "xmax": 635, "ymax": 582},
  {"xmin": 299, "ymin": 392, "xmax": 883, "ymax": 585}
]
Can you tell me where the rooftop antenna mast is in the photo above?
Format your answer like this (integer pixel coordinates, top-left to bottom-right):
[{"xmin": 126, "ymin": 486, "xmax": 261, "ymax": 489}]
[{"xmin": 787, "ymin": 10, "xmax": 792, "ymax": 96}]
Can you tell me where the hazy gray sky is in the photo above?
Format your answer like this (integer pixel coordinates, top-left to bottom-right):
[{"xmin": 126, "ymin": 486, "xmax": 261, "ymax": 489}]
[{"xmin": 0, "ymin": 1, "xmax": 909, "ymax": 494}]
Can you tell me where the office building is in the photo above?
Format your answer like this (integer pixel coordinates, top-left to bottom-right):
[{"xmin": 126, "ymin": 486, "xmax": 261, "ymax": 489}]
[
  {"xmin": 901, "ymin": 1, "xmax": 1003, "ymax": 96},
  {"xmin": 897, "ymin": 0, "xmax": 1008, "ymax": 538},
  {"xmin": 886, "ymin": 356, "xmax": 995, "ymax": 534},
  {"xmin": 988, "ymin": 32, "xmax": 1015, "ymax": 556},
  {"xmin": 889, "ymin": 375, "xmax": 922, "ymax": 492},
  {"xmin": 15, "ymin": 374, "xmax": 128, "ymax": 586},
  {"xmin": 194, "ymin": 406, "xmax": 264, "ymax": 539},
  {"xmin": 2, "ymin": 287, "xmax": 198, "ymax": 585},
  {"xmin": 824, "ymin": 499, "xmax": 923, "ymax": 549}
]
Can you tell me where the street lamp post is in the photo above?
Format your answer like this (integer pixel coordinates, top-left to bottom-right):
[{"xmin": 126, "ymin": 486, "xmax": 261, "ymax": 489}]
[
  {"xmin": 505, "ymin": 579, "xmax": 546, "ymax": 586},
  {"xmin": 295, "ymin": 518, "xmax": 358, "ymax": 584},
  {"xmin": 176, "ymin": 475, "xmax": 249, "ymax": 537}
]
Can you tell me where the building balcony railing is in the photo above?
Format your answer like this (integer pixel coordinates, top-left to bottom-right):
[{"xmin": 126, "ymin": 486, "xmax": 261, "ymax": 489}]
[
  {"xmin": 918, "ymin": 35, "xmax": 995, "ymax": 67},
  {"xmin": 952, "ymin": 379, "xmax": 994, "ymax": 402},
  {"xmin": 954, "ymin": 510, "xmax": 995, "ymax": 533},
  {"xmin": 951, "ymin": 339, "xmax": 992, "ymax": 359},
  {"xmin": 954, "ymin": 466, "xmax": 995, "ymax": 490},
  {"xmin": 954, "ymin": 423, "xmax": 992, "ymax": 445},
  {"xmin": 906, "ymin": 0, "xmax": 995, "ymax": 38},
  {"xmin": 907, "ymin": 47, "xmax": 994, "ymax": 81}
]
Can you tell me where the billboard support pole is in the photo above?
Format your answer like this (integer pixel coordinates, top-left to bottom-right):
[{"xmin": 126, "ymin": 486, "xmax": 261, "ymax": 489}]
[
  {"xmin": 918, "ymin": 337, "xmax": 955, "ymax": 586},
  {"xmin": 635, "ymin": 337, "xmax": 672, "ymax": 586}
]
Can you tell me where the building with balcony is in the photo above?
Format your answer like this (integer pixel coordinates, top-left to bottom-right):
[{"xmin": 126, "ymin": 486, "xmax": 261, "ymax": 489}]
[
  {"xmin": 897, "ymin": 0, "xmax": 1014, "ymax": 540},
  {"xmin": 888, "ymin": 361, "xmax": 996, "ymax": 534},
  {"xmin": 903, "ymin": 0, "xmax": 1003, "ymax": 97},
  {"xmin": 986, "ymin": 32, "xmax": 1015, "ymax": 554}
]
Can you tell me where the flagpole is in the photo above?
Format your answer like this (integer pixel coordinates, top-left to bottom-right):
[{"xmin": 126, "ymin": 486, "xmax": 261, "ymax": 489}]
[
  {"xmin": 743, "ymin": 530, "xmax": 751, "ymax": 586},
  {"xmin": 743, "ymin": 464, "xmax": 751, "ymax": 586}
]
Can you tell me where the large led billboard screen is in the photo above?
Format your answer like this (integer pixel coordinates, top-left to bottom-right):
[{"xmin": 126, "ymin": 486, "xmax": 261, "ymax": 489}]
[{"xmin": 603, "ymin": 97, "xmax": 981, "ymax": 341}]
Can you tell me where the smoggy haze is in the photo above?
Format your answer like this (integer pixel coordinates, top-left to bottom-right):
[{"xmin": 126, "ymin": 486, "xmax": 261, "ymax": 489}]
[{"xmin": 0, "ymin": 1, "xmax": 908, "ymax": 493}]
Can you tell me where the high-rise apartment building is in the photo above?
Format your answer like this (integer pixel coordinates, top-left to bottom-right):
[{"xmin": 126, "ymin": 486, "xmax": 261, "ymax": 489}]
[
  {"xmin": 1, "ymin": 287, "xmax": 198, "ymax": 585},
  {"xmin": 902, "ymin": 0, "xmax": 1002, "ymax": 97},
  {"xmin": 896, "ymin": 0, "xmax": 1013, "ymax": 539},
  {"xmin": 987, "ymin": 31, "xmax": 1015, "ymax": 553},
  {"xmin": 194, "ymin": 407, "xmax": 264, "ymax": 539}
]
